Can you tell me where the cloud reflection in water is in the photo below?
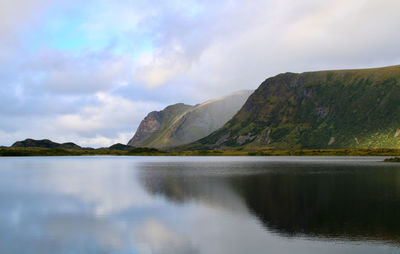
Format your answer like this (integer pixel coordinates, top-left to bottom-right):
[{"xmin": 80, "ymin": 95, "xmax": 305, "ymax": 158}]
[{"xmin": 0, "ymin": 157, "xmax": 400, "ymax": 254}]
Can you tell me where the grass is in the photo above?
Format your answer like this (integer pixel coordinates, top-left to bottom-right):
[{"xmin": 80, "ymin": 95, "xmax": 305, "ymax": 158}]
[
  {"xmin": 2, "ymin": 147, "xmax": 400, "ymax": 157},
  {"xmin": 0, "ymin": 147, "xmax": 166, "ymax": 157},
  {"xmin": 174, "ymin": 148, "xmax": 400, "ymax": 156}
]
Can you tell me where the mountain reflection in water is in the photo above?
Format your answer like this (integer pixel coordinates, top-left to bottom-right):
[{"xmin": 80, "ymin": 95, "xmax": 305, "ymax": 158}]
[
  {"xmin": 138, "ymin": 158, "xmax": 400, "ymax": 244},
  {"xmin": 1, "ymin": 156, "xmax": 400, "ymax": 254}
]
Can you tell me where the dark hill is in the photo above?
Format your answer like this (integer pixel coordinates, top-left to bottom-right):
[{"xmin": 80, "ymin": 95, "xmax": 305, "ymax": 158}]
[
  {"xmin": 108, "ymin": 143, "xmax": 134, "ymax": 151},
  {"xmin": 11, "ymin": 139, "xmax": 81, "ymax": 149}
]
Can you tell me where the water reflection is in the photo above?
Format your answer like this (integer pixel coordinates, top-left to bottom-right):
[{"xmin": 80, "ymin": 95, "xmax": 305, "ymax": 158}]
[
  {"xmin": 1, "ymin": 156, "xmax": 400, "ymax": 254},
  {"xmin": 138, "ymin": 158, "xmax": 400, "ymax": 243}
]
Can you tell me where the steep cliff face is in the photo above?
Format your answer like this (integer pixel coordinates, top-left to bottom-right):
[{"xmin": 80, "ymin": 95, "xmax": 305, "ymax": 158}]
[
  {"xmin": 128, "ymin": 103, "xmax": 193, "ymax": 147},
  {"xmin": 128, "ymin": 90, "xmax": 253, "ymax": 148},
  {"xmin": 188, "ymin": 65, "xmax": 400, "ymax": 149},
  {"xmin": 127, "ymin": 112, "xmax": 161, "ymax": 147}
]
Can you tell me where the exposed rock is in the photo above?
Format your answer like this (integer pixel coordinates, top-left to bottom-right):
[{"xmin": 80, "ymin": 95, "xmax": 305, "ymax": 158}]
[
  {"xmin": 128, "ymin": 112, "xmax": 161, "ymax": 146},
  {"xmin": 216, "ymin": 133, "xmax": 231, "ymax": 146},
  {"xmin": 237, "ymin": 134, "xmax": 255, "ymax": 145},
  {"xmin": 328, "ymin": 137, "xmax": 335, "ymax": 146},
  {"xmin": 264, "ymin": 129, "xmax": 272, "ymax": 145},
  {"xmin": 128, "ymin": 90, "xmax": 252, "ymax": 148},
  {"xmin": 127, "ymin": 103, "xmax": 193, "ymax": 147},
  {"xmin": 316, "ymin": 107, "xmax": 329, "ymax": 119}
]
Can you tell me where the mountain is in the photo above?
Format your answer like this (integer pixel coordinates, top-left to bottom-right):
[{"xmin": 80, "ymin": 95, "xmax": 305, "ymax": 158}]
[
  {"xmin": 138, "ymin": 161, "xmax": 400, "ymax": 243},
  {"xmin": 11, "ymin": 139, "xmax": 82, "ymax": 149},
  {"xmin": 128, "ymin": 90, "xmax": 253, "ymax": 148},
  {"xmin": 188, "ymin": 65, "xmax": 400, "ymax": 149},
  {"xmin": 128, "ymin": 103, "xmax": 193, "ymax": 147}
]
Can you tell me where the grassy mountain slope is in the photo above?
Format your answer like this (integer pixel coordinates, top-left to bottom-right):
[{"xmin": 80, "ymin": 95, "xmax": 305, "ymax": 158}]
[
  {"xmin": 128, "ymin": 90, "xmax": 253, "ymax": 148},
  {"xmin": 188, "ymin": 65, "xmax": 400, "ymax": 149}
]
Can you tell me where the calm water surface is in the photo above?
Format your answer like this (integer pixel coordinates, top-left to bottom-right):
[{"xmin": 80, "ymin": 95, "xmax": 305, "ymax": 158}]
[{"xmin": 1, "ymin": 156, "xmax": 400, "ymax": 253}]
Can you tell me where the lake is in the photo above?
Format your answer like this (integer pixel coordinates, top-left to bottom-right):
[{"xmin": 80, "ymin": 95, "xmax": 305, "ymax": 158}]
[{"xmin": 1, "ymin": 156, "xmax": 400, "ymax": 254}]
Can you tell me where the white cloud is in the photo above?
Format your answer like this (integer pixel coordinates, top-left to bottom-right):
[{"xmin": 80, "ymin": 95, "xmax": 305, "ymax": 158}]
[
  {"xmin": 1, "ymin": 0, "xmax": 400, "ymax": 146},
  {"xmin": 178, "ymin": 0, "xmax": 400, "ymax": 99},
  {"xmin": 134, "ymin": 47, "xmax": 187, "ymax": 88},
  {"xmin": 47, "ymin": 94, "xmax": 163, "ymax": 146},
  {"xmin": 55, "ymin": 93, "xmax": 162, "ymax": 134},
  {"xmin": 135, "ymin": 219, "xmax": 198, "ymax": 254},
  {"xmin": 0, "ymin": 93, "xmax": 164, "ymax": 147},
  {"xmin": 23, "ymin": 49, "xmax": 131, "ymax": 94},
  {"xmin": 0, "ymin": 0, "xmax": 49, "ymax": 42}
]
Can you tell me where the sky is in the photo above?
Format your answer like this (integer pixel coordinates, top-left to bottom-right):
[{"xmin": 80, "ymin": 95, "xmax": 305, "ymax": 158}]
[{"xmin": 0, "ymin": 0, "xmax": 400, "ymax": 147}]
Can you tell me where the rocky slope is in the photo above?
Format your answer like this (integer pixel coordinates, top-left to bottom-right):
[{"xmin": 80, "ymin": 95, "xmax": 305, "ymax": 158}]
[
  {"xmin": 128, "ymin": 90, "xmax": 253, "ymax": 148},
  {"xmin": 187, "ymin": 65, "xmax": 400, "ymax": 149},
  {"xmin": 128, "ymin": 103, "xmax": 194, "ymax": 147}
]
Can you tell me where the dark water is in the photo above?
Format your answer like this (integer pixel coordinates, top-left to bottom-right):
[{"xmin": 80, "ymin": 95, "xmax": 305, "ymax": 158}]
[{"xmin": 1, "ymin": 156, "xmax": 400, "ymax": 254}]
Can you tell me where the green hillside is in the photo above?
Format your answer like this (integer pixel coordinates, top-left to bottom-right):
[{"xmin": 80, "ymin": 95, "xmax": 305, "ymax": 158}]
[{"xmin": 188, "ymin": 65, "xmax": 400, "ymax": 149}]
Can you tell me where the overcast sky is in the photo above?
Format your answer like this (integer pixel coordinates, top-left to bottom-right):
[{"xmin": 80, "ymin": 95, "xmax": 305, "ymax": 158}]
[{"xmin": 1, "ymin": 0, "xmax": 399, "ymax": 147}]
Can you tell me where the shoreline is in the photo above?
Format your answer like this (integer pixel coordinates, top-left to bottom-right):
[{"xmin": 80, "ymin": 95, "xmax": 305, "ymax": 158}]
[{"xmin": 1, "ymin": 147, "xmax": 400, "ymax": 157}]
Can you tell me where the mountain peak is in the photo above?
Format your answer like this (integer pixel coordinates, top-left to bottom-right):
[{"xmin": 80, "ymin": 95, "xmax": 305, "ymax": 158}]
[{"xmin": 128, "ymin": 90, "xmax": 253, "ymax": 148}]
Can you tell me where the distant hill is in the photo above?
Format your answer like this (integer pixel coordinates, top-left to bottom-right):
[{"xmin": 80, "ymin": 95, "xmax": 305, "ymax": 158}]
[
  {"xmin": 128, "ymin": 90, "xmax": 253, "ymax": 148},
  {"xmin": 11, "ymin": 139, "xmax": 82, "ymax": 149},
  {"xmin": 187, "ymin": 65, "xmax": 400, "ymax": 149},
  {"xmin": 108, "ymin": 143, "xmax": 134, "ymax": 151}
]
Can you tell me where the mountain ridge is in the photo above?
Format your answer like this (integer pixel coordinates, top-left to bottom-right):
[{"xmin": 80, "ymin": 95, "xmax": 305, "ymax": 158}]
[{"xmin": 185, "ymin": 64, "xmax": 400, "ymax": 150}]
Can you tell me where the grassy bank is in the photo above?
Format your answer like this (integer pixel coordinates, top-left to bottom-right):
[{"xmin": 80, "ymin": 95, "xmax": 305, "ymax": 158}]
[
  {"xmin": 384, "ymin": 157, "xmax": 400, "ymax": 162},
  {"xmin": 1, "ymin": 147, "xmax": 400, "ymax": 157},
  {"xmin": 172, "ymin": 148, "xmax": 400, "ymax": 156},
  {"xmin": 0, "ymin": 147, "xmax": 165, "ymax": 157}
]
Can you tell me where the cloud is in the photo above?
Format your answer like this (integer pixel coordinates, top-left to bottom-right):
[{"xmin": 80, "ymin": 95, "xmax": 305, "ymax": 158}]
[
  {"xmin": 0, "ymin": 0, "xmax": 52, "ymax": 67},
  {"xmin": 0, "ymin": 93, "xmax": 163, "ymax": 147},
  {"xmin": 0, "ymin": 0, "xmax": 400, "ymax": 146},
  {"xmin": 51, "ymin": 94, "xmax": 163, "ymax": 146},
  {"xmin": 0, "ymin": 0, "xmax": 49, "ymax": 43},
  {"xmin": 54, "ymin": 93, "xmax": 162, "ymax": 136},
  {"xmin": 23, "ymin": 49, "xmax": 131, "ymax": 95},
  {"xmin": 134, "ymin": 48, "xmax": 187, "ymax": 88},
  {"xmin": 135, "ymin": 219, "xmax": 198, "ymax": 254},
  {"xmin": 176, "ymin": 0, "xmax": 400, "ymax": 99}
]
